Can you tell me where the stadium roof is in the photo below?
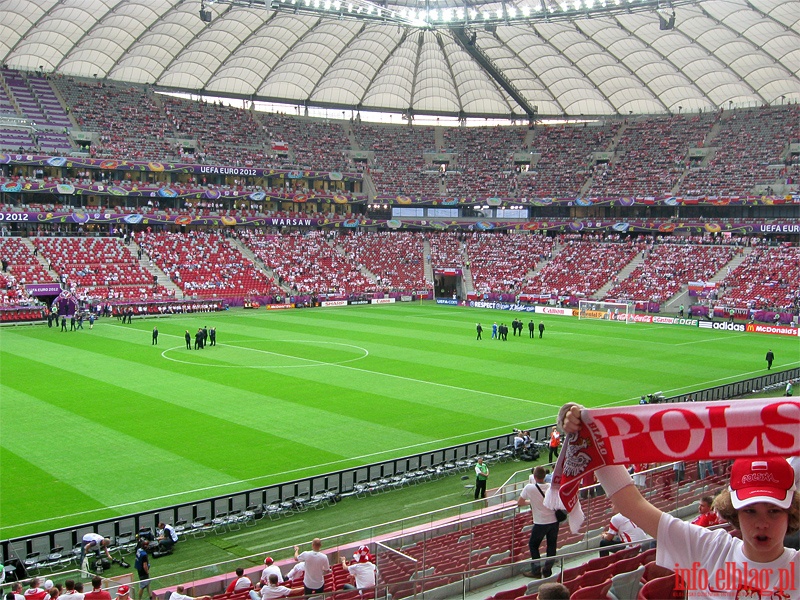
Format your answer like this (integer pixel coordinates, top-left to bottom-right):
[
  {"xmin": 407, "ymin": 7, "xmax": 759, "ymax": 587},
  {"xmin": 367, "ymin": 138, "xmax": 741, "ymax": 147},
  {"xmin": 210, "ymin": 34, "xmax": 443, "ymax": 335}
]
[{"xmin": 1, "ymin": 0, "xmax": 798, "ymax": 118}]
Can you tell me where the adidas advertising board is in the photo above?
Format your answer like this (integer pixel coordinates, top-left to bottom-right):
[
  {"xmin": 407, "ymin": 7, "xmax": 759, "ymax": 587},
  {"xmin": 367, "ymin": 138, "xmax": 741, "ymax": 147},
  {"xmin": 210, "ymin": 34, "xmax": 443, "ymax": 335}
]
[{"xmin": 698, "ymin": 320, "xmax": 745, "ymax": 332}]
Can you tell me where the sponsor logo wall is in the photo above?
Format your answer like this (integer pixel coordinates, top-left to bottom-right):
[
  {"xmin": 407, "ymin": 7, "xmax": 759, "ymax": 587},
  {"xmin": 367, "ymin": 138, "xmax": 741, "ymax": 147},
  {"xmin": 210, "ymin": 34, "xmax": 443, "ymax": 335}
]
[
  {"xmin": 698, "ymin": 321, "xmax": 745, "ymax": 332},
  {"xmin": 745, "ymin": 323, "xmax": 800, "ymax": 336},
  {"xmin": 321, "ymin": 300, "xmax": 348, "ymax": 307},
  {"xmin": 371, "ymin": 298, "xmax": 396, "ymax": 304}
]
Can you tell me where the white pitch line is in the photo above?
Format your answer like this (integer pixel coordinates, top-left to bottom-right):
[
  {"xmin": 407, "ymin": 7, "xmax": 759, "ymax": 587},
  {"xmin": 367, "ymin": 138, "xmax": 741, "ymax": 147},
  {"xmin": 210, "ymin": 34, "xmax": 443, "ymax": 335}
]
[
  {"xmin": 106, "ymin": 323, "xmax": 558, "ymax": 409},
  {"xmin": 675, "ymin": 336, "xmax": 736, "ymax": 346},
  {"xmin": 11, "ymin": 323, "xmax": 792, "ymax": 534},
  {"xmin": 225, "ymin": 520, "xmax": 303, "ymax": 540}
]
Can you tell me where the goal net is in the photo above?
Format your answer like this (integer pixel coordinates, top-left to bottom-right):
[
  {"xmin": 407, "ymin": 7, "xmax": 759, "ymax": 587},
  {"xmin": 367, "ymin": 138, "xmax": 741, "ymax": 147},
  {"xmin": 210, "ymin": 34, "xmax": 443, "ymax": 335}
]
[{"xmin": 578, "ymin": 300, "xmax": 633, "ymax": 323}]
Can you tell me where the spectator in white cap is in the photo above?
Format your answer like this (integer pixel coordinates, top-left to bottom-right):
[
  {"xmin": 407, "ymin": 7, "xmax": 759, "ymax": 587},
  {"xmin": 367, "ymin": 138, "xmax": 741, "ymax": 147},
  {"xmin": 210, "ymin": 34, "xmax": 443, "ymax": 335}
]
[
  {"xmin": 340, "ymin": 546, "xmax": 377, "ymax": 591},
  {"xmin": 259, "ymin": 557, "xmax": 283, "ymax": 586},
  {"xmin": 563, "ymin": 405, "xmax": 800, "ymax": 599}
]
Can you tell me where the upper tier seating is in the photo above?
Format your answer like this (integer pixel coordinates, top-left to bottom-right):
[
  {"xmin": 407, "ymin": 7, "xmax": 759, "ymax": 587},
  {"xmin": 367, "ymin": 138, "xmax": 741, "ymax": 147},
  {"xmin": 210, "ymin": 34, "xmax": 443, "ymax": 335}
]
[
  {"xmin": 259, "ymin": 114, "xmax": 351, "ymax": 172},
  {"xmin": 354, "ymin": 124, "xmax": 437, "ymax": 196},
  {"xmin": 337, "ymin": 232, "xmax": 428, "ymax": 291},
  {"xmin": 605, "ymin": 244, "xmax": 736, "ymax": 303},
  {"xmin": 137, "ymin": 231, "xmax": 278, "ymax": 299},
  {"xmin": 516, "ymin": 123, "xmax": 620, "ymax": 198},
  {"xmin": 680, "ymin": 105, "xmax": 800, "ymax": 196},
  {"xmin": 442, "ymin": 127, "xmax": 527, "ymax": 197},
  {"xmin": 588, "ymin": 115, "xmax": 715, "ymax": 197}
]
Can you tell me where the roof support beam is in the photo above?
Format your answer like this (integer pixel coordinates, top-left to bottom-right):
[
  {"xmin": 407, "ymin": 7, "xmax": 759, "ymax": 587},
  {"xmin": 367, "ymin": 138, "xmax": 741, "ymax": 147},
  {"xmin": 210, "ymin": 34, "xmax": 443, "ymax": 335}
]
[{"xmin": 450, "ymin": 26, "xmax": 537, "ymax": 119}]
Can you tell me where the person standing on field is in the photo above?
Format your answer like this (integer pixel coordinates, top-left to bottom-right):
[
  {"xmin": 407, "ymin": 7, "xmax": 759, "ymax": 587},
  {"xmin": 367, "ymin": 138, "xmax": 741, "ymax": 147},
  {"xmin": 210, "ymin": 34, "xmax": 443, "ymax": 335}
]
[
  {"xmin": 538, "ymin": 321, "xmax": 545, "ymax": 338},
  {"xmin": 474, "ymin": 457, "xmax": 489, "ymax": 499},
  {"xmin": 476, "ymin": 323, "xmax": 482, "ymax": 340},
  {"xmin": 766, "ymin": 349, "xmax": 774, "ymax": 370}
]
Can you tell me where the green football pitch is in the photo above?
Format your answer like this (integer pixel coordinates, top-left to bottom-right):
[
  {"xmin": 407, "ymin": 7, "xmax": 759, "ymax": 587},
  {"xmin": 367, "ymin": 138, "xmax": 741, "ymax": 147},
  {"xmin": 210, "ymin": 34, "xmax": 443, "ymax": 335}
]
[{"xmin": 1, "ymin": 303, "xmax": 797, "ymax": 539}]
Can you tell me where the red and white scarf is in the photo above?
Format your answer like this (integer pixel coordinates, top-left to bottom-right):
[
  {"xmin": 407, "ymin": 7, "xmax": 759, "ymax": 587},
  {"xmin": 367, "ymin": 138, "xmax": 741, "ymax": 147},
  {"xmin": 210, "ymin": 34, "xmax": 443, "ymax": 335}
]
[{"xmin": 545, "ymin": 398, "xmax": 800, "ymax": 533}]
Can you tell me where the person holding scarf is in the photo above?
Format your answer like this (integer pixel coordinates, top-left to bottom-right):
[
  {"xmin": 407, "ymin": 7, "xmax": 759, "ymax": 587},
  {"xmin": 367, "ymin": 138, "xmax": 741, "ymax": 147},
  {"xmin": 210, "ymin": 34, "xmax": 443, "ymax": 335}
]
[{"xmin": 554, "ymin": 399, "xmax": 799, "ymax": 599}]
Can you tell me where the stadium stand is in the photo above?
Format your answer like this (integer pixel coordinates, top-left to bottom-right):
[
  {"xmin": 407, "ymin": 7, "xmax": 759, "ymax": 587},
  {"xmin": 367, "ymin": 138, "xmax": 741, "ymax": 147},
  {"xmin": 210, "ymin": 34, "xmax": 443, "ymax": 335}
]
[
  {"xmin": 32, "ymin": 237, "xmax": 171, "ymax": 302},
  {"xmin": 465, "ymin": 233, "xmax": 554, "ymax": 296},
  {"xmin": 427, "ymin": 232, "xmax": 464, "ymax": 270},
  {"xmin": 588, "ymin": 114, "xmax": 715, "ymax": 197},
  {"xmin": 717, "ymin": 245, "xmax": 800, "ymax": 311},
  {"xmin": 259, "ymin": 113, "xmax": 352, "ymax": 172},
  {"xmin": 0, "ymin": 237, "xmax": 54, "ymax": 306},
  {"xmin": 354, "ymin": 123, "xmax": 437, "ymax": 196},
  {"xmin": 680, "ymin": 105, "xmax": 800, "ymax": 197},
  {"xmin": 441, "ymin": 126, "xmax": 527, "ymax": 197},
  {"xmin": 604, "ymin": 243, "xmax": 736, "ymax": 304},
  {"xmin": 238, "ymin": 230, "xmax": 374, "ymax": 295},
  {"xmin": 516, "ymin": 123, "xmax": 620, "ymax": 198},
  {"xmin": 137, "ymin": 231, "xmax": 279, "ymax": 299},
  {"xmin": 520, "ymin": 240, "xmax": 640, "ymax": 298},
  {"xmin": 337, "ymin": 232, "xmax": 428, "ymax": 292}
]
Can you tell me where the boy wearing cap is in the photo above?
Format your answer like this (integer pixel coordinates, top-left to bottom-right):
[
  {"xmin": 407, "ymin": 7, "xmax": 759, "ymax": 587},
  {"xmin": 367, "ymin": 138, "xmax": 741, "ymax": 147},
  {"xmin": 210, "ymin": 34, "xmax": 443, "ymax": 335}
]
[
  {"xmin": 563, "ymin": 405, "xmax": 800, "ymax": 599},
  {"xmin": 340, "ymin": 546, "xmax": 377, "ymax": 591},
  {"xmin": 259, "ymin": 557, "xmax": 283, "ymax": 586},
  {"xmin": 115, "ymin": 586, "xmax": 130, "ymax": 600}
]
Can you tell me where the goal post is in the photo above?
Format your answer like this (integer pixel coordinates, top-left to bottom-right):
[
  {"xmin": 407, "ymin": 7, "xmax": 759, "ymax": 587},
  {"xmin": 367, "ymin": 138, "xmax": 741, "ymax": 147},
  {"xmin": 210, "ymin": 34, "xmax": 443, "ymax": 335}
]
[{"xmin": 578, "ymin": 300, "xmax": 633, "ymax": 323}]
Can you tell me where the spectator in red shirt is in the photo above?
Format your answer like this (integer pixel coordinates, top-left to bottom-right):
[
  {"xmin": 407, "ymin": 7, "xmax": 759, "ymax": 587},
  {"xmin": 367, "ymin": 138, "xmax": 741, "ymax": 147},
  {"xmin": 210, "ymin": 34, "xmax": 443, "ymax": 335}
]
[
  {"xmin": 23, "ymin": 580, "xmax": 48, "ymax": 600},
  {"xmin": 691, "ymin": 496, "xmax": 723, "ymax": 528},
  {"xmin": 225, "ymin": 568, "xmax": 252, "ymax": 594},
  {"xmin": 84, "ymin": 578, "xmax": 111, "ymax": 600}
]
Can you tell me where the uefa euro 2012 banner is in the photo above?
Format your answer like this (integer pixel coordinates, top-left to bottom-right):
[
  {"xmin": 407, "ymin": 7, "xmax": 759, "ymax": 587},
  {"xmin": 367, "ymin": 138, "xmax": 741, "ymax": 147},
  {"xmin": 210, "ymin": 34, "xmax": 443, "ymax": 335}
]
[{"xmin": 2, "ymin": 211, "xmax": 800, "ymax": 235}]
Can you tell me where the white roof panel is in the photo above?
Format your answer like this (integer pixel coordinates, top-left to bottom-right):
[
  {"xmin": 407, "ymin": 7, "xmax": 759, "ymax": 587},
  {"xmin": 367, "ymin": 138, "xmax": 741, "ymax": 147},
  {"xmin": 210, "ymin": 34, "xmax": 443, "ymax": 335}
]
[{"xmin": 1, "ymin": 0, "xmax": 798, "ymax": 116}]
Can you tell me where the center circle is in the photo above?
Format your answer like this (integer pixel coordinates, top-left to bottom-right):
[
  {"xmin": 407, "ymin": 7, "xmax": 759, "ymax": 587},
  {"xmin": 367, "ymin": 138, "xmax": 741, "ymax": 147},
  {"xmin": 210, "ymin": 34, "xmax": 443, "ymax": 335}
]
[{"xmin": 160, "ymin": 339, "xmax": 369, "ymax": 369}]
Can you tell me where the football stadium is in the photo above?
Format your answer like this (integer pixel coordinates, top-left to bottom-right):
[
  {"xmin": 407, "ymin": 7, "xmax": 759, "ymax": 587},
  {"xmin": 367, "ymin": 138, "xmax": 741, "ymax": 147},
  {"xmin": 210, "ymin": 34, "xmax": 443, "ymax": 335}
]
[{"xmin": 0, "ymin": 0, "xmax": 799, "ymax": 597}]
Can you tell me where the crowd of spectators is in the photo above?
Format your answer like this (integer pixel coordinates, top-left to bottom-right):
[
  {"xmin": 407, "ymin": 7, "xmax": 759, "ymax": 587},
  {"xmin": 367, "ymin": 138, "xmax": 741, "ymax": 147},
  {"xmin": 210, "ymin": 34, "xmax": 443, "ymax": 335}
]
[
  {"xmin": 588, "ymin": 114, "xmax": 715, "ymax": 197},
  {"xmin": 136, "ymin": 231, "xmax": 279, "ymax": 299},
  {"xmin": 354, "ymin": 124, "xmax": 438, "ymax": 196},
  {"xmin": 32, "ymin": 237, "xmax": 172, "ymax": 303},
  {"xmin": 680, "ymin": 105, "xmax": 800, "ymax": 197},
  {"xmin": 520, "ymin": 240, "xmax": 640, "ymax": 298},
  {"xmin": 716, "ymin": 245, "xmax": 800, "ymax": 311},
  {"xmin": 426, "ymin": 232, "xmax": 464, "ymax": 269},
  {"xmin": 604, "ymin": 243, "xmax": 736, "ymax": 303},
  {"xmin": 441, "ymin": 126, "xmax": 527, "ymax": 197},
  {"xmin": 337, "ymin": 232, "xmax": 428, "ymax": 291},
  {"xmin": 259, "ymin": 114, "xmax": 352, "ymax": 172},
  {"xmin": 237, "ymin": 230, "xmax": 372, "ymax": 295},
  {"xmin": 0, "ymin": 237, "xmax": 52, "ymax": 306},
  {"xmin": 517, "ymin": 124, "xmax": 620, "ymax": 198},
  {"xmin": 465, "ymin": 233, "xmax": 554, "ymax": 296}
]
